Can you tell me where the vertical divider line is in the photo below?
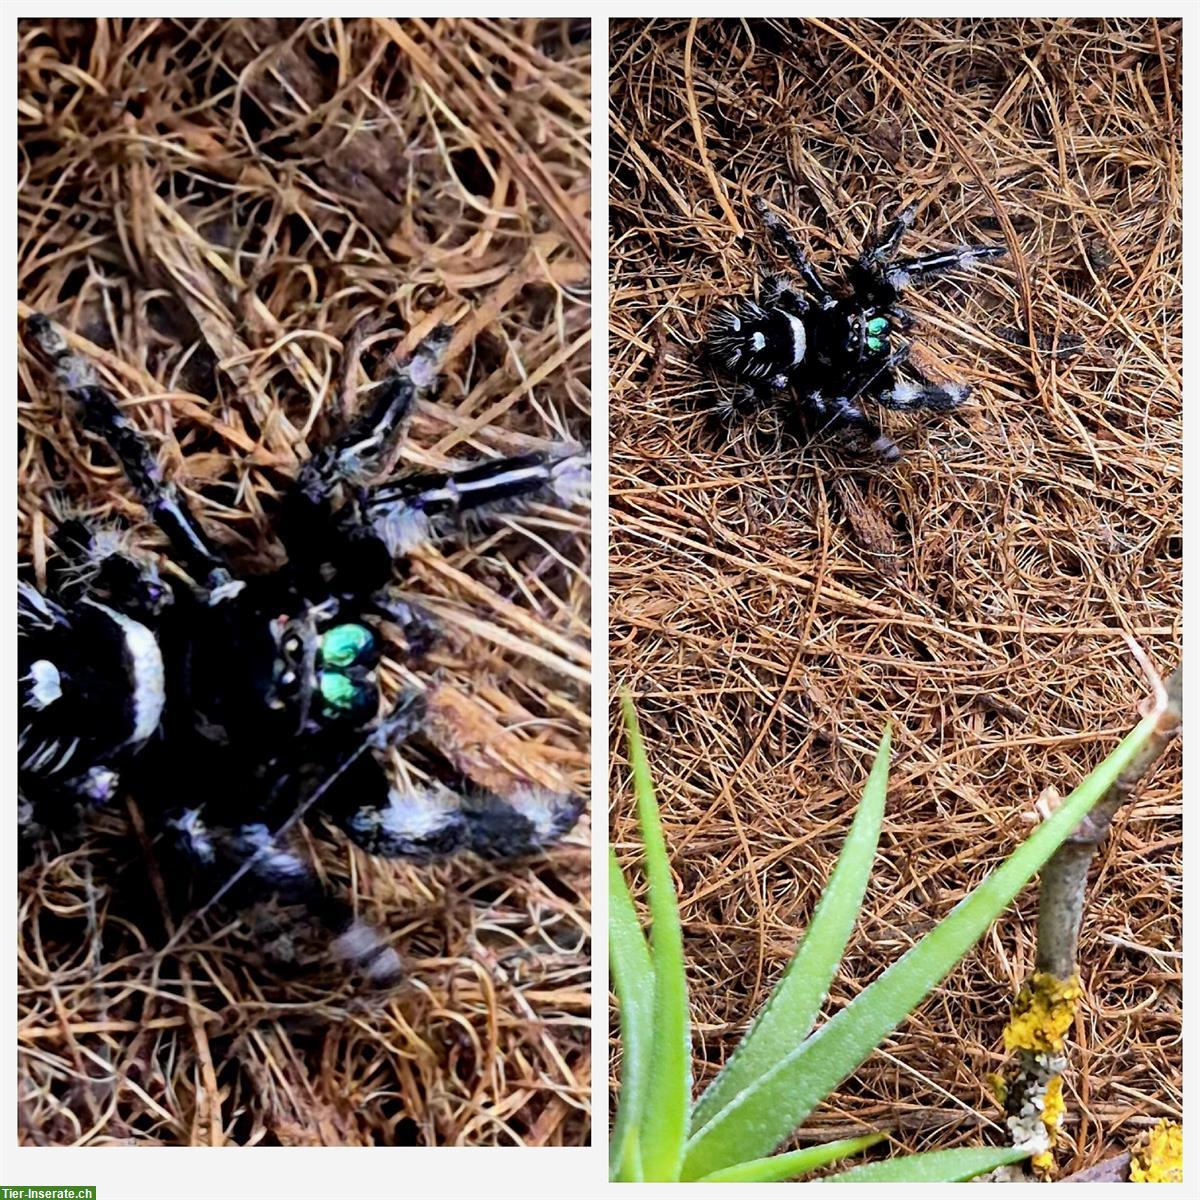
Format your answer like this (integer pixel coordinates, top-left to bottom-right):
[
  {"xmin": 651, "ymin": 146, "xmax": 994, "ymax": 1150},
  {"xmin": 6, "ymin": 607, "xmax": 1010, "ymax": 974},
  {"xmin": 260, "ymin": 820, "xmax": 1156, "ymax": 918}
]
[{"xmin": 589, "ymin": 12, "xmax": 613, "ymax": 1174}]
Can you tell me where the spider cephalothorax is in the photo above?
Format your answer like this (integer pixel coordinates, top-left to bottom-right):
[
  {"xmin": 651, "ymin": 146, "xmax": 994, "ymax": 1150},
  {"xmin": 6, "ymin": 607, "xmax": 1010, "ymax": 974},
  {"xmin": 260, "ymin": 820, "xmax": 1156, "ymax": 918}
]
[
  {"xmin": 705, "ymin": 195, "xmax": 1006, "ymax": 460},
  {"xmin": 19, "ymin": 313, "xmax": 589, "ymax": 988}
]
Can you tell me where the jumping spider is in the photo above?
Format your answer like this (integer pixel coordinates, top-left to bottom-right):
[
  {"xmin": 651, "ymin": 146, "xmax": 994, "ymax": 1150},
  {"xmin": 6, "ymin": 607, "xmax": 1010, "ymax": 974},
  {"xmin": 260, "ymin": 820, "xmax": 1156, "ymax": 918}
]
[
  {"xmin": 705, "ymin": 195, "xmax": 1006, "ymax": 460},
  {"xmin": 18, "ymin": 313, "xmax": 589, "ymax": 988}
]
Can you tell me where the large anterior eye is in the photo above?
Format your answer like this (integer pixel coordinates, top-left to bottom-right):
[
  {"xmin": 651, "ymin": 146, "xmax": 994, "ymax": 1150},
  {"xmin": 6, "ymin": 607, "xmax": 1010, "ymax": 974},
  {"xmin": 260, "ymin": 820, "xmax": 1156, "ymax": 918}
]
[
  {"xmin": 320, "ymin": 623, "xmax": 375, "ymax": 667},
  {"xmin": 318, "ymin": 669, "xmax": 374, "ymax": 717},
  {"xmin": 866, "ymin": 316, "xmax": 889, "ymax": 353}
]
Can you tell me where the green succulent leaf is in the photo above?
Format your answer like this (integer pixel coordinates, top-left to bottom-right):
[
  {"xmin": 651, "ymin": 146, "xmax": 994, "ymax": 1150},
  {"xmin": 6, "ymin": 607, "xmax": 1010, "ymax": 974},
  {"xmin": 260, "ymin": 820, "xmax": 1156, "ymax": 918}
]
[
  {"xmin": 680, "ymin": 709, "xmax": 1160, "ymax": 1180},
  {"xmin": 695, "ymin": 1133, "xmax": 885, "ymax": 1183},
  {"xmin": 691, "ymin": 726, "xmax": 891, "ymax": 1134},
  {"xmin": 818, "ymin": 1144, "xmax": 1030, "ymax": 1183},
  {"xmin": 622, "ymin": 693, "xmax": 692, "ymax": 1182},
  {"xmin": 609, "ymin": 848, "xmax": 654, "ymax": 1181}
]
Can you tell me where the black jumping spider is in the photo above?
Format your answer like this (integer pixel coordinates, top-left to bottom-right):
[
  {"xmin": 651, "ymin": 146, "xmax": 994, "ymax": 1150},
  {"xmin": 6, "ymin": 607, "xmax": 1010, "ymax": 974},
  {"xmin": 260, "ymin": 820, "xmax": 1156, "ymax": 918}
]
[
  {"xmin": 18, "ymin": 313, "xmax": 589, "ymax": 988},
  {"xmin": 705, "ymin": 196, "xmax": 1006, "ymax": 460}
]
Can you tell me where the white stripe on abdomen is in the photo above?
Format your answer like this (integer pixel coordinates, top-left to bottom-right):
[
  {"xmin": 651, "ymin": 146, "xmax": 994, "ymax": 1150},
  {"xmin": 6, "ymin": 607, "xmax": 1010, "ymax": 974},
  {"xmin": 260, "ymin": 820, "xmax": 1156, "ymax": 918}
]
[{"xmin": 82, "ymin": 601, "xmax": 165, "ymax": 743}]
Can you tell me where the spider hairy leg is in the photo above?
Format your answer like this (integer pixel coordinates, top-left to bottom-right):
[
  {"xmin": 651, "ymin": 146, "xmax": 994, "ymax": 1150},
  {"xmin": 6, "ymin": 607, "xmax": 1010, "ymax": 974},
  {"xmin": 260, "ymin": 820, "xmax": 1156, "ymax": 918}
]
[
  {"xmin": 24, "ymin": 314, "xmax": 236, "ymax": 599},
  {"xmin": 804, "ymin": 345, "xmax": 911, "ymax": 461},
  {"xmin": 860, "ymin": 201, "xmax": 918, "ymax": 266},
  {"xmin": 323, "ymin": 689, "xmax": 584, "ymax": 862},
  {"xmin": 172, "ymin": 809, "xmax": 404, "ymax": 987},
  {"xmin": 878, "ymin": 378, "xmax": 971, "ymax": 412},
  {"xmin": 808, "ymin": 392, "xmax": 900, "ymax": 463},
  {"xmin": 883, "ymin": 243, "xmax": 1007, "ymax": 291},
  {"xmin": 291, "ymin": 325, "xmax": 453, "ymax": 514},
  {"xmin": 760, "ymin": 273, "xmax": 809, "ymax": 314},
  {"xmin": 50, "ymin": 517, "xmax": 172, "ymax": 619},
  {"xmin": 351, "ymin": 445, "xmax": 591, "ymax": 558},
  {"xmin": 712, "ymin": 380, "xmax": 775, "ymax": 423},
  {"xmin": 751, "ymin": 194, "xmax": 836, "ymax": 309},
  {"xmin": 335, "ymin": 763, "xmax": 585, "ymax": 862}
]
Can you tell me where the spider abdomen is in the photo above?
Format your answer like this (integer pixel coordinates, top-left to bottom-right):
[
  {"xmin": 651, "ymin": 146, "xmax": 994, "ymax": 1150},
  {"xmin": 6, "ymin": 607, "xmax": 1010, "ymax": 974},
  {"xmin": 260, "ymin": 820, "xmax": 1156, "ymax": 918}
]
[{"xmin": 707, "ymin": 301, "xmax": 807, "ymax": 381}]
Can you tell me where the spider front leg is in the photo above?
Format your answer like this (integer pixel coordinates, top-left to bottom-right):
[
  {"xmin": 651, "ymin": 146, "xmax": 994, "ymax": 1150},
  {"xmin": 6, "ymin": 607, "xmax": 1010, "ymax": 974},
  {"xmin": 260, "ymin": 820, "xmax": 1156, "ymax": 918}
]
[
  {"xmin": 805, "ymin": 391, "xmax": 899, "ymax": 463},
  {"xmin": 288, "ymin": 326, "xmax": 453, "ymax": 526},
  {"xmin": 344, "ymin": 446, "xmax": 591, "ymax": 559},
  {"xmin": 316, "ymin": 688, "xmax": 583, "ymax": 862},
  {"xmin": 329, "ymin": 754, "xmax": 584, "ymax": 863},
  {"xmin": 881, "ymin": 243, "xmax": 1007, "ymax": 292},
  {"xmin": 751, "ymin": 195, "xmax": 836, "ymax": 310},
  {"xmin": 878, "ymin": 372, "xmax": 971, "ymax": 413},
  {"xmin": 25, "ymin": 315, "xmax": 236, "ymax": 600},
  {"xmin": 164, "ymin": 695, "xmax": 430, "ymax": 989},
  {"xmin": 859, "ymin": 201, "xmax": 918, "ymax": 269}
]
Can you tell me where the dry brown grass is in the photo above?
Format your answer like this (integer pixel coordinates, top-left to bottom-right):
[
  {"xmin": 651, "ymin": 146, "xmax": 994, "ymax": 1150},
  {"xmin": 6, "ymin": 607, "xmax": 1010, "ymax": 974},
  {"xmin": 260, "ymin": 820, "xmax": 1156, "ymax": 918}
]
[
  {"xmin": 18, "ymin": 17, "xmax": 590, "ymax": 1147},
  {"xmin": 609, "ymin": 17, "xmax": 1180, "ymax": 1172}
]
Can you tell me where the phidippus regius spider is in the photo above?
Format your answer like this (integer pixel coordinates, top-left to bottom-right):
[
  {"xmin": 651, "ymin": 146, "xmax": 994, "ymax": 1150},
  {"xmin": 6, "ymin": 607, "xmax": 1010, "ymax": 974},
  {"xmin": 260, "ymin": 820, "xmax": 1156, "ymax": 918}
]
[
  {"xmin": 18, "ymin": 313, "xmax": 590, "ymax": 988},
  {"xmin": 705, "ymin": 195, "xmax": 1006, "ymax": 460}
]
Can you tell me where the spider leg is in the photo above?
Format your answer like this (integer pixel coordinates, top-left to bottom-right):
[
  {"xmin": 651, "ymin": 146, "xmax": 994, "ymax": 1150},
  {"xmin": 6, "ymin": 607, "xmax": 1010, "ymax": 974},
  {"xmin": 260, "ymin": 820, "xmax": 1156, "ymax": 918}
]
[
  {"xmin": 760, "ymin": 273, "xmax": 809, "ymax": 315},
  {"xmin": 878, "ymin": 376, "xmax": 971, "ymax": 413},
  {"xmin": 882, "ymin": 244, "xmax": 1006, "ymax": 292},
  {"xmin": 344, "ymin": 445, "xmax": 590, "ymax": 559},
  {"xmin": 876, "ymin": 347, "xmax": 973, "ymax": 412},
  {"xmin": 287, "ymin": 327, "xmax": 452, "ymax": 526},
  {"xmin": 752, "ymin": 196, "xmax": 836, "ymax": 310},
  {"xmin": 803, "ymin": 349, "xmax": 910, "ymax": 461},
  {"xmin": 860, "ymin": 202, "xmax": 918, "ymax": 267},
  {"xmin": 712, "ymin": 375, "xmax": 787, "ymax": 423},
  {"xmin": 806, "ymin": 391, "xmax": 899, "ymax": 463},
  {"xmin": 320, "ymin": 686, "xmax": 584, "ymax": 861},
  {"xmin": 49, "ymin": 516, "xmax": 173, "ymax": 620},
  {"xmin": 25, "ymin": 315, "xmax": 236, "ymax": 600},
  {"xmin": 171, "ymin": 805, "xmax": 404, "ymax": 987},
  {"xmin": 331, "ymin": 756, "xmax": 584, "ymax": 862}
]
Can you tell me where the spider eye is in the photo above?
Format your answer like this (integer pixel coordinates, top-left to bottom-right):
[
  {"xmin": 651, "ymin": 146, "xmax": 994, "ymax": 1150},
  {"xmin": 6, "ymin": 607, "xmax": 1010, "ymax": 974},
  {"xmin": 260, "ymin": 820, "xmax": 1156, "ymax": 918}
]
[
  {"xmin": 318, "ymin": 670, "xmax": 372, "ymax": 715},
  {"xmin": 320, "ymin": 623, "xmax": 375, "ymax": 668},
  {"xmin": 867, "ymin": 317, "xmax": 889, "ymax": 336}
]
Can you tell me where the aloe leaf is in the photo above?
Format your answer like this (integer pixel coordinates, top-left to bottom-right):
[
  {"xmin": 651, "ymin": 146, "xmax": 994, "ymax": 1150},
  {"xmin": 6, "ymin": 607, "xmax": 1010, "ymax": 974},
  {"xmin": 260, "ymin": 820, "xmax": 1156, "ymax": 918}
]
[
  {"xmin": 681, "ymin": 710, "xmax": 1159, "ymax": 1179},
  {"xmin": 622, "ymin": 694, "xmax": 691, "ymax": 1181},
  {"xmin": 695, "ymin": 1133, "xmax": 885, "ymax": 1183},
  {"xmin": 819, "ymin": 1144, "xmax": 1030, "ymax": 1182},
  {"xmin": 609, "ymin": 849, "xmax": 655, "ymax": 1180},
  {"xmin": 692, "ymin": 727, "xmax": 891, "ymax": 1134}
]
